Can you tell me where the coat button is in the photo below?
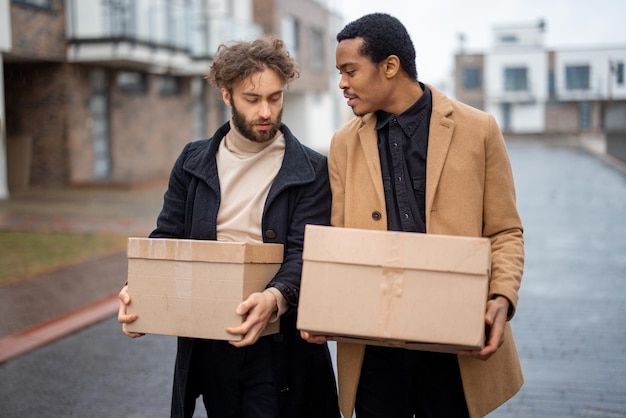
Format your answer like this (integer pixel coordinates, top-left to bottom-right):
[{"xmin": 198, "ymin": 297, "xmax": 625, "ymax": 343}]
[
  {"xmin": 371, "ymin": 211, "xmax": 381, "ymax": 221},
  {"xmin": 265, "ymin": 229, "xmax": 277, "ymax": 239}
]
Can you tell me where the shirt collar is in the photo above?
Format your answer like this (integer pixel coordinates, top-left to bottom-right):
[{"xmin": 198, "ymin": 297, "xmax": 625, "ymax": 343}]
[{"xmin": 375, "ymin": 83, "xmax": 432, "ymax": 137}]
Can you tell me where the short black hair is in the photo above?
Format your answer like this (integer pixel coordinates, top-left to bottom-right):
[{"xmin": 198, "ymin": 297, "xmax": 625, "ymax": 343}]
[{"xmin": 337, "ymin": 13, "xmax": 418, "ymax": 81}]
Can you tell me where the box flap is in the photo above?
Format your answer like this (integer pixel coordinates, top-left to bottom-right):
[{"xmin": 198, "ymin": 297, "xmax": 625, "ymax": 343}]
[
  {"xmin": 127, "ymin": 238, "xmax": 283, "ymax": 263},
  {"xmin": 303, "ymin": 225, "xmax": 490, "ymax": 275}
]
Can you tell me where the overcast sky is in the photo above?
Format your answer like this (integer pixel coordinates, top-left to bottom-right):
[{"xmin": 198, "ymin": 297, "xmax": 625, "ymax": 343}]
[{"xmin": 336, "ymin": 0, "xmax": 626, "ymax": 89}]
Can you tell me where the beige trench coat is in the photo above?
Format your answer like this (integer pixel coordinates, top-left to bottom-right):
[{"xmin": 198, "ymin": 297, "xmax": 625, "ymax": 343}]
[{"xmin": 327, "ymin": 85, "xmax": 525, "ymax": 418}]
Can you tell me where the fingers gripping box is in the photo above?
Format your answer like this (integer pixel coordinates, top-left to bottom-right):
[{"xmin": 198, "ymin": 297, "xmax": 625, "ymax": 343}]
[
  {"xmin": 126, "ymin": 238, "xmax": 283, "ymax": 341},
  {"xmin": 297, "ymin": 225, "xmax": 491, "ymax": 353}
]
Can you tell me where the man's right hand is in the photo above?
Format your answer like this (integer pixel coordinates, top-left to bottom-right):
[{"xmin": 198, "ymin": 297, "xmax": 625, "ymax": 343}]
[
  {"xmin": 300, "ymin": 331, "xmax": 331, "ymax": 344},
  {"xmin": 117, "ymin": 285, "xmax": 144, "ymax": 338}
]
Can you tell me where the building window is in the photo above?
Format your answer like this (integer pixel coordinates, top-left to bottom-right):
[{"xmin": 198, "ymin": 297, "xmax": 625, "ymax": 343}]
[
  {"xmin": 616, "ymin": 62, "xmax": 624, "ymax": 85},
  {"xmin": 309, "ymin": 28, "xmax": 325, "ymax": 72},
  {"xmin": 105, "ymin": 0, "xmax": 136, "ymax": 38},
  {"xmin": 499, "ymin": 34, "xmax": 518, "ymax": 44},
  {"xmin": 565, "ymin": 65, "xmax": 590, "ymax": 90},
  {"xmin": 504, "ymin": 67, "xmax": 528, "ymax": 91},
  {"xmin": 463, "ymin": 68, "xmax": 481, "ymax": 89},
  {"xmin": 501, "ymin": 103, "xmax": 511, "ymax": 131},
  {"xmin": 12, "ymin": 0, "xmax": 52, "ymax": 9},
  {"xmin": 159, "ymin": 75, "xmax": 181, "ymax": 96},
  {"xmin": 281, "ymin": 15, "xmax": 300, "ymax": 62},
  {"xmin": 191, "ymin": 77, "xmax": 206, "ymax": 140},
  {"xmin": 166, "ymin": 0, "xmax": 189, "ymax": 49},
  {"xmin": 117, "ymin": 71, "xmax": 147, "ymax": 94},
  {"xmin": 89, "ymin": 69, "xmax": 112, "ymax": 180},
  {"xmin": 579, "ymin": 101, "xmax": 591, "ymax": 130},
  {"xmin": 548, "ymin": 71, "xmax": 556, "ymax": 100}
]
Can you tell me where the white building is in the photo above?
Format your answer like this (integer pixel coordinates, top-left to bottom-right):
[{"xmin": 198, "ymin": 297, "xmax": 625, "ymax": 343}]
[{"xmin": 455, "ymin": 20, "xmax": 626, "ymax": 137}]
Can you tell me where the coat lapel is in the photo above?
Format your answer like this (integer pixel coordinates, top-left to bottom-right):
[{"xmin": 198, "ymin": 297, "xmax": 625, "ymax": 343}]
[
  {"xmin": 425, "ymin": 86, "xmax": 455, "ymax": 227},
  {"xmin": 357, "ymin": 114, "xmax": 386, "ymax": 205}
]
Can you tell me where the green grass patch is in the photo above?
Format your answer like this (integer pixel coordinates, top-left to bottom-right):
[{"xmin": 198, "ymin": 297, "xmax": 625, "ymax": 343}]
[{"xmin": 0, "ymin": 231, "xmax": 128, "ymax": 286}]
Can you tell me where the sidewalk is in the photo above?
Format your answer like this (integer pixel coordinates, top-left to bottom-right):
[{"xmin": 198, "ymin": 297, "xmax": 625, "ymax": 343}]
[{"xmin": 0, "ymin": 183, "xmax": 166, "ymax": 363}]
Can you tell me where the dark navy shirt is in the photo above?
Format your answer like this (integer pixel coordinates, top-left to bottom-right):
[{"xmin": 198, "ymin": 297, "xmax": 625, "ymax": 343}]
[{"xmin": 376, "ymin": 83, "xmax": 432, "ymax": 233}]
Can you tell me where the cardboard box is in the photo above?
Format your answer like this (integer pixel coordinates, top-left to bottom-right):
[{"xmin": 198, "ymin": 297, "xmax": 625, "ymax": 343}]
[
  {"xmin": 126, "ymin": 238, "xmax": 283, "ymax": 340},
  {"xmin": 297, "ymin": 225, "xmax": 491, "ymax": 353}
]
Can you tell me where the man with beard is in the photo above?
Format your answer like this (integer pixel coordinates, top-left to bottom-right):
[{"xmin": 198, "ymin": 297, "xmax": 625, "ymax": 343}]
[{"xmin": 117, "ymin": 36, "xmax": 340, "ymax": 418}]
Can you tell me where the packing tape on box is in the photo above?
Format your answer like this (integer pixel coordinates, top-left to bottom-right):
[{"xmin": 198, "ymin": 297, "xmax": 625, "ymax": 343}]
[
  {"xmin": 376, "ymin": 232, "xmax": 406, "ymax": 339},
  {"xmin": 378, "ymin": 267, "xmax": 404, "ymax": 339}
]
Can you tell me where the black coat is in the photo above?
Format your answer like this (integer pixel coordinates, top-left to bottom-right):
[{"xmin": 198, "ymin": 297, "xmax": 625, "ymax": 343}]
[{"xmin": 150, "ymin": 122, "xmax": 340, "ymax": 418}]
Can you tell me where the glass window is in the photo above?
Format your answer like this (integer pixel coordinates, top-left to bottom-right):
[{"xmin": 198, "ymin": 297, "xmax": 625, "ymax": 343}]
[
  {"xmin": 504, "ymin": 67, "xmax": 528, "ymax": 91},
  {"xmin": 502, "ymin": 103, "xmax": 511, "ymax": 131},
  {"xmin": 281, "ymin": 15, "xmax": 300, "ymax": 62},
  {"xmin": 565, "ymin": 65, "xmax": 590, "ymax": 90},
  {"xmin": 191, "ymin": 78, "xmax": 206, "ymax": 140},
  {"xmin": 159, "ymin": 75, "xmax": 181, "ymax": 96},
  {"xmin": 309, "ymin": 28, "xmax": 324, "ymax": 72},
  {"xmin": 117, "ymin": 71, "xmax": 147, "ymax": 94},
  {"xmin": 104, "ymin": 0, "xmax": 136, "ymax": 38},
  {"xmin": 499, "ymin": 35, "xmax": 518, "ymax": 44},
  {"xmin": 13, "ymin": 0, "xmax": 52, "ymax": 9},
  {"xmin": 548, "ymin": 71, "xmax": 556, "ymax": 100},
  {"xmin": 616, "ymin": 62, "xmax": 624, "ymax": 85},
  {"xmin": 579, "ymin": 101, "xmax": 591, "ymax": 130},
  {"xmin": 501, "ymin": 103, "xmax": 511, "ymax": 131},
  {"xmin": 166, "ymin": 0, "xmax": 189, "ymax": 49},
  {"xmin": 463, "ymin": 68, "xmax": 481, "ymax": 89},
  {"xmin": 89, "ymin": 69, "xmax": 111, "ymax": 179}
]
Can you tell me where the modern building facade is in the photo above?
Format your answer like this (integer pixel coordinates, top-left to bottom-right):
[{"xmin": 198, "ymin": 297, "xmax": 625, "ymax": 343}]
[
  {"xmin": 0, "ymin": 0, "xmax": 346, "ymax": 197},
  {"xmin": 454, "ymin": 20, "xmax": 626, "ymax": 140}
]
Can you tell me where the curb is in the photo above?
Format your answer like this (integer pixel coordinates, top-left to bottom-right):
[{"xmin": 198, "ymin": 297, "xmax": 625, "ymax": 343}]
[{"xmin": 0, "ymin": 294, "xmax": 119, "ymax": 364}]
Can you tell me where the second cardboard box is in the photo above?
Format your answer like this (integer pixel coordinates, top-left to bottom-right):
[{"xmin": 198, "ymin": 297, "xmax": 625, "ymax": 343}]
[{"xmin": 297, "ymin": 225, "xmax": 491, "ymax": 353}]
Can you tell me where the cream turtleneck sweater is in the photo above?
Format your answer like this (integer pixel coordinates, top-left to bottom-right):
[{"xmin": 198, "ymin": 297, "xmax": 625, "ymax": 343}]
[{"xmin": 215, "ymin": 120, "xmax": 287, "ymax": 316}]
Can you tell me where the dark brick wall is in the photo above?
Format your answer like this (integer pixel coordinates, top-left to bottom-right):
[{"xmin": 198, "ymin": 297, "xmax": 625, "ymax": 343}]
[
  {"xmin": 106, "ymin": 71, "xmax": 196, "ymax": 184},
  {"xmin": 253, "ymin": 0, "xmax": 275, "ymax": 35},
  {"xmin": 66, "ymin": 67, "xmax": 210, "ymax": 186},
  {"xmin": 5, "ymin": 61, "xmax": 220, "ymax": 188},
  {"xmin": 11, "ymin": 0, "xmax": 66, "ymax": 61},
  {"xmin": 5, "ymin": 63, "xmax": 70, "ymax": 188},
  {"xmin": 64, "ymin": 66, "xmax": 93, "ymax": 184},
  {"xmin": 3, "ymin": 0, "xmax": 240, "ymax": 188}
]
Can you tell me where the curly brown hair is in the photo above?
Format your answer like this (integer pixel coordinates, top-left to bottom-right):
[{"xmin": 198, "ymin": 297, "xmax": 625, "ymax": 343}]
[{"xmin": 206, "ymin": 36, "xmax": 300, "ymax": 91}]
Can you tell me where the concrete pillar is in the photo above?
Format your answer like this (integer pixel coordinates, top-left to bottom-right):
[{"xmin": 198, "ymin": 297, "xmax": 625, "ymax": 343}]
[
  {"xmin": 0, "ymin": 0, "xmax": 10, "ymax": 199},
  {"xmin": 605, "ymin": 102, "xmax": 626, "ymax": 164},
  {"xmin": 0, "ymin": 54, "xmax": 9, "ymax": 199}
]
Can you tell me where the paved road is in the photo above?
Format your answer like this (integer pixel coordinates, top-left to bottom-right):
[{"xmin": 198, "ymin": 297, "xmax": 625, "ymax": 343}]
[{"xmin": 1, "ymin": 140, "xmax": 626, "ymax": 417}]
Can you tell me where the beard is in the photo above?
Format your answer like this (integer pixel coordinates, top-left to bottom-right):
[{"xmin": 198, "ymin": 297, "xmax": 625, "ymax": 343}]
[{"xmin": 231, "ymin": 101, "xmax": 282, "ymax": 143}]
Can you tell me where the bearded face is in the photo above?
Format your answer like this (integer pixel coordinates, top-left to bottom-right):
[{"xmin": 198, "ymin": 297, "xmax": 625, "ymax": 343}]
[
  {"xmin": 231, "ymin": 98, "xmax": 283, "ymax": 143},
  {"xmin": 222, "ymin": 69, "xmax": 286, "ymax": 143}
]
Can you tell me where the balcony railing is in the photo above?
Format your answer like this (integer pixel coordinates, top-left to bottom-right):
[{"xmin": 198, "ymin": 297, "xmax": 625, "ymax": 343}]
[{"xmin": 65, "ymin": 0, "xmax": 261, "ymax": 73}]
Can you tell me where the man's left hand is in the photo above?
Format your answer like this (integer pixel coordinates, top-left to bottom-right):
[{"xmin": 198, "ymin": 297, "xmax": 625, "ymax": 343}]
[{"xmin": 459, "ymin": 295, "xmax": 510, "ymax": 361}]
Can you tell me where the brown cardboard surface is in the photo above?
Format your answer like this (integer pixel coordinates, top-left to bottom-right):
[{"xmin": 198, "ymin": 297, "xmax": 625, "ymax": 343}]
[
  {"xmin": 297, "ymin": 225, "xmax": 491, "ymax": 353},
  {"xmin": 126, "ymin": 238, "xmax": 283, "ymax": 340}
]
